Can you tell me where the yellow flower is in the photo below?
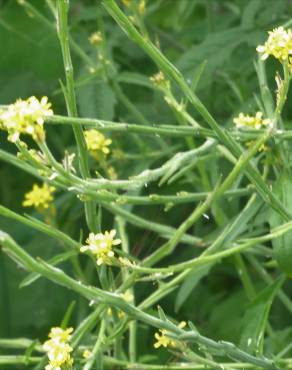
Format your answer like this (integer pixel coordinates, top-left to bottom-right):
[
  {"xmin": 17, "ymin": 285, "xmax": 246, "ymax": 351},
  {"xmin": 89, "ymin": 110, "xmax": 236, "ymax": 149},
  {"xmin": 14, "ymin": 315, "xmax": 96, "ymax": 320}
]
[
  {"xmin": 82, "ymin": 349, "xmax": 92, "ymax": 359},
  {"xmin": 47, "ymin": 327, "xmax": 73, "ymax": 343},
  {"xmin": 233, "ymin": 111, "xmax": 271, "ymax": 130},
  {"xmin": 120, "ymin": 290, "xmax": 133, "ymax": 302},
  {"xmin": 154, "ymin": 321, "xmax": 186, "ymax": 349},
  {"xmin": 150, "ymin": 72, "xmax": 170, "ymax": 90},
  {"xmin": 43, "ymin": 327, "xmax": 73, "ymax": 370},
  {"xmin": 84, "ymin": 129, "xmax": 112, "ymax": 160},
  {"xmin": 256, "ymin": 27, "xmax": 292, "ymax": 62},
  {"xmin": 23, "ymin": 183, "xmax": 55, "ymax": 210},
  {"xmin": 0, "ymin": 96, "xmax": 53, "ymax": 142},
  {"xmin": 154, "ymin": 330, "xmax": 174, "ymax": 348},
  {"xmin": 246, "ymin": 140, "xmax": 268, "ymax": 152},
  {"xmin": 138, "ymin": 0, "xmax": 145, "ymax": 14},
  {"xmin": 88, "ymin": 31, "xmax": 103, "ymax": 46},
  {"xmin": 80, "ymin": 230, "xmax": 121, "ymax": 265}
]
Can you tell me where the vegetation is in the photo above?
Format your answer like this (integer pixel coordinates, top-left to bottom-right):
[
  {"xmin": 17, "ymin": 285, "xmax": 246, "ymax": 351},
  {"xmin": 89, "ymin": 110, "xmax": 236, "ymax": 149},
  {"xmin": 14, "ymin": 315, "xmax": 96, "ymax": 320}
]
[{"xmin": 0, "ymin": 0, "xmax": 292, "ymax": 369}]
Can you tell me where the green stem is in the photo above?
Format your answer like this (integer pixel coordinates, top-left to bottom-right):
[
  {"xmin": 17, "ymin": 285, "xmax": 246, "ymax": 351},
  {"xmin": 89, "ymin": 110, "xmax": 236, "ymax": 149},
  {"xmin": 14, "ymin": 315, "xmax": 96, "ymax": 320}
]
[
  {"xmin": 56, "ymin": 0, "xmax": 98, "ymax": 232},
  {"xmin": 83, "ymin": 320, "xmax": 106, "ymax": 370},
  {"xmin": 116, "ymin": 217, "xmax": 136, "ymax": 362},
  {"xmin": 0, "ymin": 231, "xmax": 278, "ymax": 370},
  {"xmin": 102, "ymin": 0, "xmax": 291, "ymax": 222}
]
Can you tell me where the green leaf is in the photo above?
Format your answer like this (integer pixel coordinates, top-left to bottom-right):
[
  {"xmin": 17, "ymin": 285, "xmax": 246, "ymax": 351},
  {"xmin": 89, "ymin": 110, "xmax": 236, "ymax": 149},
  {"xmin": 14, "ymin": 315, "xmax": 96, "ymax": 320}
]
[
  {"xmin": 239, "ymin": 277, "xmax": 284, "ymax": 355},
  {"xmin": 269, "ymin": 171, "xmax": 292, "ymax": 276},
  {"xmin": 61, "ymin": 300, "xmax": 76, "ymax": 329},
  {"xmin": 175, "ymin": 265, "xmax": 211, "ymax": 312},
  {"xmin": 117, "ymin": 72, "xmax": 153, "ymax": 89},
  {"xmin": 77, "ymin": 80, "xmax": 116, "ymax": 120},
  {"xmin": 157, "ymin": 305, "xmax": 167, "ymax": 322},
  {"xmin": 241, "ymin": 0, "xmax": 262, "ymax": 28}
]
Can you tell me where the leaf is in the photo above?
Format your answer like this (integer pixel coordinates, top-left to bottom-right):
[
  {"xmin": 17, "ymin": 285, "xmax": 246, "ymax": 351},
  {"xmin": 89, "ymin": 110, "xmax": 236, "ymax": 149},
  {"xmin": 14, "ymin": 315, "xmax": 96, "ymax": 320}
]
[
  {"xmin": 61, "ymin": 300, "xmax": 76, "ymax": 328},
  {"xmin": 241, "ymin": 0, "xmax": 262, "ymax": 28},
  {"xmin": 77, "ymin": 80, "xmax": 116, "ymax": 120},
  {"xmin": 190, "ymin": 60, "xmax": 207, "ymax": 93},
  {"xmin": 239, "ymin": 277, "xmax": 284, "ymax": 355},
  {"xmin": 117, "ymin": 72, "xmax": 153, "ymax": 89},
  {"xmin": 269, "ymin": 170, "xmax": 292, "ymax": 276},
  {"xmin": 177, "ymin": 27, "xmax": 246, "ymax": 90},
  {"xmin": 175, "ymin": 265, "xmax": 211, "ymax": 312},
  {"xmin": 157, "ymin": 305, "xmax": 167, "ymax": 322}
]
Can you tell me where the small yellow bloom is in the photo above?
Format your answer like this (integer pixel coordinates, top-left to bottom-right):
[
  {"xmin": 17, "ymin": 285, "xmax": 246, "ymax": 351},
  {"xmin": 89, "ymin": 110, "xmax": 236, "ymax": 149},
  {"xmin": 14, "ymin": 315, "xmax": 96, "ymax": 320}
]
[
  {"xmin": 150, "ymin": 72, "xmax": 170, "ymax": 90},
  {"xmin": 80, "ymin": 230, "xmax": 121, "ymax": 265},
  {"xmin": 43, "ymin": 327, "xmax": 73, "ymax": 370},
  {"xmin": 84, "ymin": 129, "xmax": 112, "ymax": 160},
  {"xmin": 23, "ymin": 183, "xmax": 55, "ymax": 210},
  {"xmin": 154, "ymin": 321, "xmax": 186, "ymax": 349},
  {"xmin": 246, "ymin": 140, "xmax": 268, "ymax": 152},
  {"xmin": 88, "ymin": 31, "xmax": 103, "ymax": 46},
  {"xmin": 138, "ymin": 0, "xmax": 145, "ymax": 14},
  {"xmin": 154, "ymin": 330, "xmax": 174, "ymax": 349},
  {"xmin": 0, "ymin": 96, "xmax": 52, "ymax": 142},
  {"xmin": 178, "ymin": 321, "xmax": 186, "ymax": 329},
  {"xmin": 83, "ymin": 349, "xmax": 92, "ymax": 359},
  {"xmin": 257, "ymin": 27, "xmax": 292, "ymax": 62},
  {"xmin": 47, "ymin": 327, "xmax": 73, "ymax": 343},
  {"xmin": 120, "ymin": 290, "xmax": 133, "ymax": 302},
  {"xmin": 119, "ymin": 256, "xmax": 136, "ymax": 268},
  {"xmin": 233, "ymin": 112, "xmax": 271, "ymax": 130}
]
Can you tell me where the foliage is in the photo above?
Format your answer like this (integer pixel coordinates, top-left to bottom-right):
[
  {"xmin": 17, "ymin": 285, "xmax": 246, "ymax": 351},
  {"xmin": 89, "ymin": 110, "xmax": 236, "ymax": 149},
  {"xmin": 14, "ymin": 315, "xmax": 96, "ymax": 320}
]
[{"xmin": 0, "ymin": 0, "xmax": 292, "ymax": 369}]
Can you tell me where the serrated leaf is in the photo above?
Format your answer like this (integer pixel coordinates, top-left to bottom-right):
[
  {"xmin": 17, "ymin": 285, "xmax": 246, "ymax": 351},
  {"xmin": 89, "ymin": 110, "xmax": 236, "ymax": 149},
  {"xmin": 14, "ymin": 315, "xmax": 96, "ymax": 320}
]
[{"xmin": 77, "ymin": 80, "xmax": 116, "ymax": 120}]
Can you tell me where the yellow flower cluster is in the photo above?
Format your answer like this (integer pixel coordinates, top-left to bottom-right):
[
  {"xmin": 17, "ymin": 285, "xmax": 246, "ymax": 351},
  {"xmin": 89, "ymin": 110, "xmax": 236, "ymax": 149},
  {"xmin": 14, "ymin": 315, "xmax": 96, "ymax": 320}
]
[
  {"xmin": 80, "ymin": 230, "xmax": 121, "ymax": 265},
  {"xmin": 257, "ymin": 27, "xmax": 292, "ymax": 63},
  {"xmin": 0, "ymin": 96, "xmax": 53, "ymax": 142},
  {"xmin": 84, "ymin": 129, "xmax": 112, "ymax": 160},
  {"xmin": 154, "ymin": 329, "xmax": 175, "ymax": 348},
  {"xmin": 150, "ymin": 71, "xmax": 170, "ymax": 90},
  {"xmin": 154, "ymin": 321, "xmax": 186, "ymax": 349},
  {"xmin": 43, "ymin": 327, "xmax": 73, "ymax": 370},
  {"xmin": 233, "ymin": 111, "xmax": 271, "ymax": 130},
  {"xmin": 23, "ymin": 183, "xmax": 55, "ymax": 210},
  {"xmin": 88, "ymin": 31, "xmax": 103, "ymax": 46}
]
